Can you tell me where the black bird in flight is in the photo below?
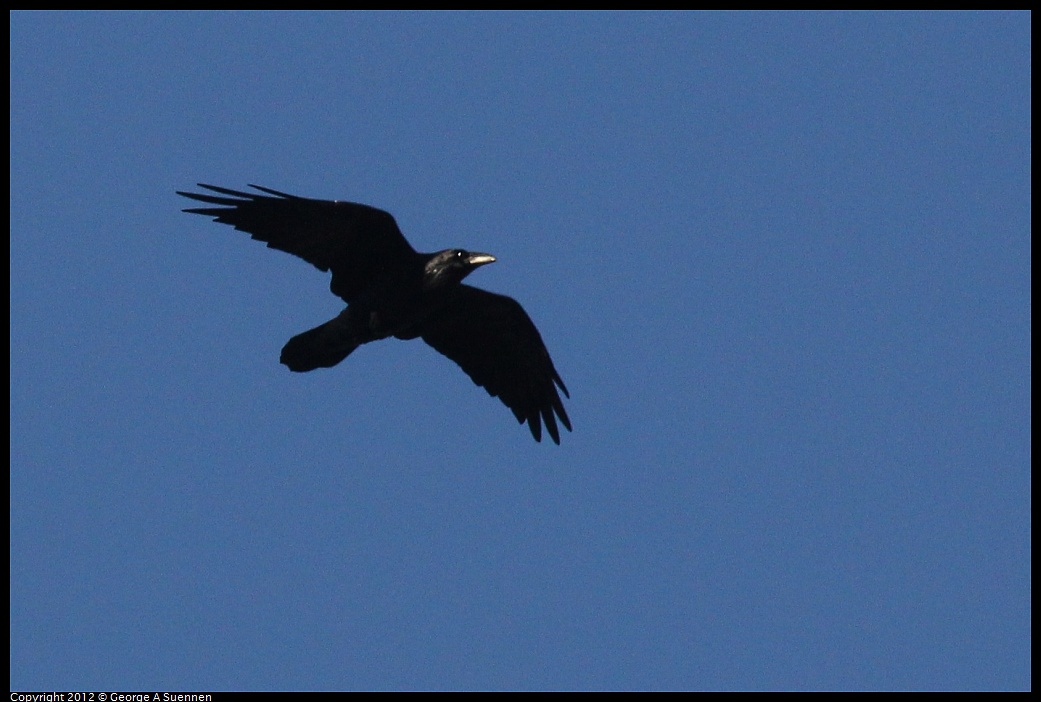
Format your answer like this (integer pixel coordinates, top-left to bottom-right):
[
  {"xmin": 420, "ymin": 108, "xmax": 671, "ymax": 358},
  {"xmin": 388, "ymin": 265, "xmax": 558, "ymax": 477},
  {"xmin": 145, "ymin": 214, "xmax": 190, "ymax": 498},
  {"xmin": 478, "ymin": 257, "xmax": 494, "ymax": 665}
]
[{"xmin": 177, "ymin": 184, "xmax": 571, "ymax": 444}]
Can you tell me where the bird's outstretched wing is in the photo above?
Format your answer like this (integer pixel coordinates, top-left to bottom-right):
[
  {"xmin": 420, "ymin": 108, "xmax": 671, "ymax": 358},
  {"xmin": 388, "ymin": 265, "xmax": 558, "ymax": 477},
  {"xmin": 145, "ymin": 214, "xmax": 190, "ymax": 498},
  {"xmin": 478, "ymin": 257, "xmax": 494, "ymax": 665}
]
[
  {"xmin": 413, "ymin": 285, "xmax": 571, "ymax": 444},
  {"xmin": 177, "ymin": 184, "xmax": 417, "ymax": 303}
]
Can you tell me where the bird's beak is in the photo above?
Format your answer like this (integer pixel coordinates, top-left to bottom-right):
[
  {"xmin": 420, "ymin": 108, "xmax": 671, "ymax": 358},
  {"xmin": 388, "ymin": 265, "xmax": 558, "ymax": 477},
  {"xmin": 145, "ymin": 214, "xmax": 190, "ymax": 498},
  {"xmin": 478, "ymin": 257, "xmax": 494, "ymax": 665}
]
[{"xmin": 467, "ymin": 253, "xmax": 497, "ymax": 267}]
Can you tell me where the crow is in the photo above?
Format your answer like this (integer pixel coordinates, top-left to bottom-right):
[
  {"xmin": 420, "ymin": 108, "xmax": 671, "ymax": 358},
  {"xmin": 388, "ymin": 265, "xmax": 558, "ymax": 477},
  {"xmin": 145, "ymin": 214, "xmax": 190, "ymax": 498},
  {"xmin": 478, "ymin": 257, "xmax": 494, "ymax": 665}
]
[{"xmin": 177, "ymin": 184, "xmax": 571, "ymax": 444}]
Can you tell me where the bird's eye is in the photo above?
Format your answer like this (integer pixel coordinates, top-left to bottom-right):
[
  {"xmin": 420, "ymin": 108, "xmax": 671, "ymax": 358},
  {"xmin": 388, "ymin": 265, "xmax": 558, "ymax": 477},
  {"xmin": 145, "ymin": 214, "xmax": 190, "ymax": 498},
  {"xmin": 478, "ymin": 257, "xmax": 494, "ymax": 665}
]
[{"xmin": 455, "ymin": 250, "xmax": 466, "ymax": 259}]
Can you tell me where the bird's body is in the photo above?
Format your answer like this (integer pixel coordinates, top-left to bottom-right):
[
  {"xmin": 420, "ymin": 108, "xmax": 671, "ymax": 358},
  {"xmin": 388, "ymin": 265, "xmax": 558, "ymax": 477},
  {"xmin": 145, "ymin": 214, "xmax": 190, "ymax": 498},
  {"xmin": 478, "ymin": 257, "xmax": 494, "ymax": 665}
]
[{"xmin": 177, "ymin": 184, "xmax": 571, "ymax": 444}]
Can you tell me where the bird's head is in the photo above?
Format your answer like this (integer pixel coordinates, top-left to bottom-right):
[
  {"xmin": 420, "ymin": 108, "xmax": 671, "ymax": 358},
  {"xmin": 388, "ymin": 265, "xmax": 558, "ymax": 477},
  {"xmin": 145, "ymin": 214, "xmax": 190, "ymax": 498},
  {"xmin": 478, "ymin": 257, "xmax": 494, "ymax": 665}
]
[{"xmin": 423, "ymin": 249, "xmax": 497, "ymax": 290}]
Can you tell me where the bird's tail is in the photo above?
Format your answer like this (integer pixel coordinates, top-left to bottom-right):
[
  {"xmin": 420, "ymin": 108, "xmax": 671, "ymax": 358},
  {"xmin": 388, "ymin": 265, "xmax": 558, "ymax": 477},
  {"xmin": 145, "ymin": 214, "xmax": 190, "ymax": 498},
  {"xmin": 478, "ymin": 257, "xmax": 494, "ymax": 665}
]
[{"xmin": 280, "ymin": 317, "xmax": 359, "ymax": 372}]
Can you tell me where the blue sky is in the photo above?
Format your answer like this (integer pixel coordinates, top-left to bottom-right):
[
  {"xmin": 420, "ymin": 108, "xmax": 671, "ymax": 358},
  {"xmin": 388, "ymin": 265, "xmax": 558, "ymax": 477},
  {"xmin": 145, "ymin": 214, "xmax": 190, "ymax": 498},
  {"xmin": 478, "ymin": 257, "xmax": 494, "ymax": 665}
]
[{"xmin": 10, "ymin": 11, "xmax": 1030, "ymax": 691}]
